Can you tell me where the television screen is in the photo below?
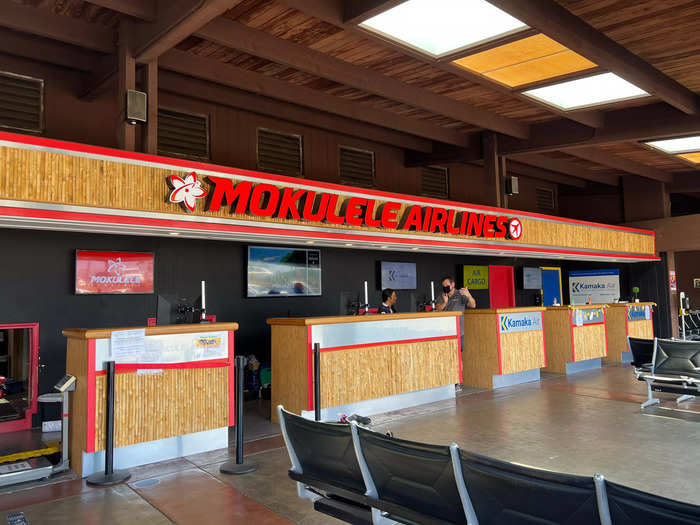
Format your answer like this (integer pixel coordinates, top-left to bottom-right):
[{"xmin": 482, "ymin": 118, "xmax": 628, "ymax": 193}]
[
  {"xmin": 75, "ymin": 250, "xmax": 154, "ymax": 294},
  {"xmin": 381, "ymin": 261, "xmax": 417, "ymax": 290},
  {"xmin": 523, "ymin": 267, "xmax": 542, "ymax": 290},
  {"xmin": 247, "ymin": 246, "xmax": 321, "ymax": 297}
]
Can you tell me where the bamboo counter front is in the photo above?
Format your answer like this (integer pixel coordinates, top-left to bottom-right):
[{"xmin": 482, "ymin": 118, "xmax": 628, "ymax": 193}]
[
  {"xmin": 543, "ymin": 306, "xmax": 608, "ymax": 374},
  {"xmin": 462, "ymin": 307, "xmax": 546, "ymax": 389},
  {"xmin": 63, "ymin": 322, "xmax": 237, "ymax": 477},
  {"xmin": 267, "ymin": 312, "xmax": 462, "ymax": 421},
  {"xmin": 605, "ymin": 303, "xmax": 655, "ymax": 362}
]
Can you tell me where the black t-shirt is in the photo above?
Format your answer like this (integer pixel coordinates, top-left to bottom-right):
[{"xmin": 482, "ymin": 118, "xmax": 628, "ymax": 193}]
[{"xmin": 379, "ymin": 303, "xmax": 395, "ymax": 314}]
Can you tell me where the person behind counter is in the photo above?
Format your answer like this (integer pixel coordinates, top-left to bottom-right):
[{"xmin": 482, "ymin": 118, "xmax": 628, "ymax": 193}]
[
  {"xmin": 380, "ymin": 288, "xmax": 397, "ymax": 314},
  {"xmin": 435, "ymin": 276, "xmax": 476, "ymax": 311}
]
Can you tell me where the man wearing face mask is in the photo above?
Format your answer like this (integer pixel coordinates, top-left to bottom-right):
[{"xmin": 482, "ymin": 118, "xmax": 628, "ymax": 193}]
[{"xmin": 435, "ymin": 276, "xmax": 476, "ymax": 312}]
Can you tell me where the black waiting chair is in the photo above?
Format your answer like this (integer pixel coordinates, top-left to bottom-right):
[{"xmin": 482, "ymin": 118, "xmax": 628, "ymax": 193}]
[
  {"xmin": 602, "ymin": 478, "xmax": 700, "ymax": 524},
  {"xmin": 635, "ymin": 338, "xmax": 700, "ymax": 409},
  {"xmin": 277, "ymin": 406, "xmax": 373, "ymax": 524},
  {"xmin": 627, "ymin": 336, "xmax": 654, "ymax": 371},
  {"xmin": 352, "ymin": 424, "xmax": 474, "ymax": 525},
  {"xmin": 454, "ymin": 448, "xmax": 608, "ymax": 525}
]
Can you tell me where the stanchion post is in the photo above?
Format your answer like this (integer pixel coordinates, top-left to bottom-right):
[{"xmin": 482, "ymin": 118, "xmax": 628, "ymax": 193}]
[
  {"xmin": 314, "ymin": 343, "xmax": 321, "ymax": 421},
  {"xmin": 87, "ymin": 361, "xmax": 131, "ymax": 486},
  {"xmin": 220, "ymin": 355, "xmax": 257, "ymax": 475}
]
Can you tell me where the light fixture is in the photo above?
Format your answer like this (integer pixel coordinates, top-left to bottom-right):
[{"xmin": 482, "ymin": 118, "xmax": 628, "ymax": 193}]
[
  {"xmin": 645, "ymin": 135, "xmax": 700, "ymax": 154},
  {"xmin": 361, "ymin": 0, "xmax": 527, "ymax": 58},
  {"xmin": 453, "ymin": 34, "xmax": 596, "ymax": 88},
  {"xmin": 168, "ymin": 232, "xmax": 180, "ymax": 236},
  {"xmin": 411, "ymin": 247, "xmax": 420, "ymax": 251},
  {"xmin": 305, "ymin": 240, "xmax": 315, "ymax": 244},
  {"xmin": 677, "ymin": 152, "xmax": 700, "ymax": 164},
  {"xmin": 344, "ymin": 243, "xmax": 353, "ymax": 247},
  {"xmin": 380, "ymin": 245, "xmax": 389, "ymax": 249},
  {"xmin": 522, "ymin": 72, "xmax": 648, "ymax": 110}
]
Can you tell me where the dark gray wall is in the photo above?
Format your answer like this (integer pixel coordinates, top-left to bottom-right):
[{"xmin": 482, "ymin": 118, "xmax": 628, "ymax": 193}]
[{"xmin": 0, "ymin": 228, "xmax": 666, "ymax": 403}]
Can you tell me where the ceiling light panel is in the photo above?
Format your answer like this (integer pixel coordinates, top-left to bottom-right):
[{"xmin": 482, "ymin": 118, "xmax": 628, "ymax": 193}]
[
  {"xmin": 522, "ymin": 72, "xmax": 649, "ymax": 110},
  {"xmin": 645, "ymin": 136, "xmax": 700, "ymax": 154},
  {"xmin": 453, "ymin": 34, "xmax": 596, "ymax": 88},
  {"xmin": 677, "ymin": 152, "xmax": 700, "ymax": 164},
  {"xmin": 361, "ymin": 0, "xmax": 528, "ymax": 58}
]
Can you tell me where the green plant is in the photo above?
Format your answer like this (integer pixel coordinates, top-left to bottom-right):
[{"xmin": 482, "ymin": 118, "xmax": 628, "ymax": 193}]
[{"xmin": 632, "ymin": 286, "xmax": 640, "ymax": 300}]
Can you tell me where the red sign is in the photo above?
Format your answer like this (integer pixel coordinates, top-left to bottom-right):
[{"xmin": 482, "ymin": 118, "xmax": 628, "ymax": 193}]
[
  {"xmin": 166, "ymin": 174, "xmax": 522, "ymax": 240},
  {"xmin": 75, "ymin": 251, "xmax": 154, "ymax": 294}
]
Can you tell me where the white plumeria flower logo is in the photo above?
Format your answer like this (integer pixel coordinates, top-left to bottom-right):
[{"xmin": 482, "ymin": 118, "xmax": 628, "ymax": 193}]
[{"xmin": 168, "ymin": 172, "xmax": 208, "ymax": 212}]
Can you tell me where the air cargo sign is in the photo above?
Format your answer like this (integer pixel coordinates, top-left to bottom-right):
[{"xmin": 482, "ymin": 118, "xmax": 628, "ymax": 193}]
[
  {"xmin": 498, "ymin": 311, "xmax": 543, "ymax": 333},
  {"xmin": 166, "ymin": 172, "xmax": 523, "ymax": 240}
]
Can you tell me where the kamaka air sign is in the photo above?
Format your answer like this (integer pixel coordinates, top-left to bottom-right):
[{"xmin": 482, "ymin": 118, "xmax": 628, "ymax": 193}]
[
  {"xmin": 75, "ymin": 251, "xmax": 154, "ymax": 294},
  {"xmin": 166, "ymin": 173, "xmax": 524, "ymax": 240}
]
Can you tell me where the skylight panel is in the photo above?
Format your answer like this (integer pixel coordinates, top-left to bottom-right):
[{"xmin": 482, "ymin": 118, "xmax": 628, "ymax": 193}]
[
  {"xmin": 645, "ymin": 136, "xmax": 700, "ymax": 154},
  {"xmin": 522, "ymin": 72, "xmax": 649, "ymax": 110},
  {"xmin": 361, "ymin": 0, "xmax": 528, "ymax": 58}
]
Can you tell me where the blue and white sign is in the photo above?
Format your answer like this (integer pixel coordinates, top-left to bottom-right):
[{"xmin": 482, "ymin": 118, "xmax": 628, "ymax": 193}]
[
  {"xmin": 569, "ymin": 269, "xmax": 620, "ymax": 305},
  {"xmin": 499, "ymin": 311, "xmax": 542, "ymax": 333},
  {"xmin": 380, "ymin": 261, "xmax": 417, "ymax": 290}
]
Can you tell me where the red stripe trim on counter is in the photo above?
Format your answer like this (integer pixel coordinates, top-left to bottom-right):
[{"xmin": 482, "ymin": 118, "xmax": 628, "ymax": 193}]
[
  {"xmin": 94, "ymin": 358, "xmax": 230, "ymax": 375},
  {"xmin": 318, "ymin": 335, "xmax": 458, "ymax": 352}
]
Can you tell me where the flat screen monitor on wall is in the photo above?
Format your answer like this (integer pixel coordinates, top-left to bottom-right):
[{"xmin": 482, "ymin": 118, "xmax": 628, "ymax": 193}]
[
  {"xmin": 247, "ymin": 246, "xmax": 322, "ymax": 297},
  {"xmin": 380, "ymin": 261, "xmax": 417, "ymax": 290},
  {"xmin": 523, "ymin": 267, "xmax": 543, "ymax": 290}
]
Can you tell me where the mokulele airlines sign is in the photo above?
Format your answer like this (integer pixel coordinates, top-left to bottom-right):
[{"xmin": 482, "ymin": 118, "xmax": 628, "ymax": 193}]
[{"xmin": 167, "ymin": 172, "xmax": 523, "ymax": 240}]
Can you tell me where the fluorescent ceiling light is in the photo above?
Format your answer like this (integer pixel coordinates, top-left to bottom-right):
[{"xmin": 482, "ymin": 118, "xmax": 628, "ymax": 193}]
[
  {"xmin": 677, "ymin": 152, "xmax": 700, "ymax": 164},
  {"xmin": 645, "ymin": 135, "xmax": 700, "ymax": 154},
  {"xmin": 361, "ymin": 0, "xmax": 527, "ymax": 57},
  {"xmin": 523, "ymin": 72, "xmax": 649, "ymax": 110}
]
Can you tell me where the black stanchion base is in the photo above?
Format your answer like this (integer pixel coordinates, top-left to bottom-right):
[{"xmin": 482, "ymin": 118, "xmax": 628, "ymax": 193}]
[
  {"xmin": 86, "ymin": 470, "xmax": 132, "ymax": 486},
  {"xmin": 219, "ymin": 460, "xmax": 257, "ymax": 475}
]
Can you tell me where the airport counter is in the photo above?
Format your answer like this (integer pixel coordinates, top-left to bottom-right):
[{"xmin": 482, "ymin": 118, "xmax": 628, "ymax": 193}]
[
  {"xmin": 462, "ymin": 307, "xmax": 546, "ymax": 389},
  {"xmin": 605, "ymin": 302, "xmax": 655, "ymax": 363},
  {"xmin": 543, "ymin": 305, "xmax": 607, "ymax": 374},
  {"xmin": 63, "ymin": 322, "xmax": 237, "ymax": 477},
  {"xmin": 267, "ymin": 312, "xmax": 462, "ymax": 421}
]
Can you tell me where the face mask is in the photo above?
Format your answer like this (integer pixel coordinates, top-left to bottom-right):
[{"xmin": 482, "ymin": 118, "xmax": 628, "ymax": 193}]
[{"xmin": 442, "ymin": 285, "xmax": 451, "ymax": 294}]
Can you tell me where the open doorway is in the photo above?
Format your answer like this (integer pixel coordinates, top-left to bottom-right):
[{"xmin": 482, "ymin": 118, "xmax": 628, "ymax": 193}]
[{"xmin": 0, "ymin": 323, "xmax": 38, "ymax": 433}]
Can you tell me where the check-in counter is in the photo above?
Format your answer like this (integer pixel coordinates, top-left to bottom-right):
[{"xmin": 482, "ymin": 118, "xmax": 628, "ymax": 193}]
[
  {"xmin": 605, "ymin": 302, "xmax": 654, "ymax": 362},
  {"xmin": 543, "ymin": 305, "xmax": 607, "ymax": 374},
  {"xmin": 462, "ymin": 307, "xmax": 546, "ymax": 389},
  {"xmin": 267, "ymin": 312, "xmax": 462, "ymax": 421},
  {"xmin": 63, "ymin": 322, "xmax": 237, "ymax": 477}
]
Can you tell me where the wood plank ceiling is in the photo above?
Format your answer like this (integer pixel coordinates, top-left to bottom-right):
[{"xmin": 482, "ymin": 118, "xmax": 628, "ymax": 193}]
[{"xmin": 0, "ymin": 0, "xmax": 699, "ymax": 189}]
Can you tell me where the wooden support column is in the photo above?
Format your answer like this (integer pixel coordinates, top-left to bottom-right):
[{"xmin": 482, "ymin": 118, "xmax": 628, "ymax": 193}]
[
  {"xmin": 117, "ymin": 18, "xmax": 136, "ymax": 151},
  {"xmin": 483, "ymin": 131, "xmax": 503, "ymax": 208},
  {"xmin": 667, "ymin": 251, "xmax": 680, "ymax": 339},
  {"xmin": 144, "ymin": 60, "xmax": 158, "ymax": 154}
]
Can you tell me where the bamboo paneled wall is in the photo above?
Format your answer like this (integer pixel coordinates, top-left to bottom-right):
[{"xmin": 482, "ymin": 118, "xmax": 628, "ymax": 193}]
[
  {"xmin": 462, "ymin": 313, "xmax": 500, "ymax": 389},
  {"xmin": 66, "ymin": 338, "xmax": 89, "ymax": 477},
  {"xmin": 542, "ymin": 309, "xmax": 574, "ymax": 374},
  {"xmin": 604, "ymin": 306, "xmax": 629, "ymax": 362},
  {"xmin": 573, "ymin": 325, "xmax": 607, "ymax": 362},
  {"xmin": 319, "ymin": 339, "xmax": 459, "ymax": 410},
  {"xmin": 0, "ymin": 145, "xmax": 654, "ymax": 255},
  {"xmin": 500, "ymin": 331, "xmax": 546, "ymax": 375},
  {"xmin": 628, "ymin": 320, "xmax": 653, "ymax": 340},
  {"xmin": 93, "ymin": 367, "xmax": 229, "ymax": 451},
  {"xmin": 270, "ymin": 324, "xmax": 309, "ymax": 421}
]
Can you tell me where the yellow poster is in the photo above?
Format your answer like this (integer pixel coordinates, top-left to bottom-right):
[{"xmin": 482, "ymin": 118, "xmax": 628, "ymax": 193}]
[{"xmin": 463, "ymin": 265, "xmax": 489, "ymax": 289}]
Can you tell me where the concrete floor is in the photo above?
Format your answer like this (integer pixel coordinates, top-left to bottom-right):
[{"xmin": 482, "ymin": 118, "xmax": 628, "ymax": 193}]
[{"xmin": 0, "ymin": 363, "xmax": 698, "ymax": 523}]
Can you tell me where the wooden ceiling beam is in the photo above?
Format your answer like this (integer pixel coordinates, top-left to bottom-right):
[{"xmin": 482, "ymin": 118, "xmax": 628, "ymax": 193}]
[
  {"xmin": 276, "ymin": 0, "xmax": 605, "ymax": 130},
  {"xmin": 506, "ymin": 160, "xmax": 587, "ymax": 188},
  {"xmin": 500, "ymin": 103, "xmax": 700, "ymax": 155},
  {"xmin": 88, "ymin": 0, "xmax": 156, "ymax": 21},
  {"xmin": 195, "ymin": 18, "xmax": 529, "ymax": 138},
  {"xmin": 515, "ymin": 154, "xmax": 620, "ymax": 186},
  {"xmin": 0, "ymin": 29, "xmax": 98, "ymax": 72},
  {"xmin": 566, "ymin": 147, "xmax": 672, "ymax": 183},
  {"xmin": 488, "ymin": 0, "xmax": 700, "ymax": 115},
  {"xmin": 159, "ymin": 49, "xmax": 479, "ymax": 151},
  {"xmin": 342, "ymin": 0, "xmax": 405, "ymax": 25},
  {"xmin": 0, "ymin": 1, "xmax": 115, "ymax": 53},
  {"xmin": 132, "ymin": 0, "xmax": 242, "ymax": 62}
]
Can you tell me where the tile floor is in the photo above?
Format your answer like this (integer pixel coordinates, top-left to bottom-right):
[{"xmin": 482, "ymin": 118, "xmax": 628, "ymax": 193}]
[{"xmin": 0, "ymin": 363, "xmax": 698, "ymax": 523}]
